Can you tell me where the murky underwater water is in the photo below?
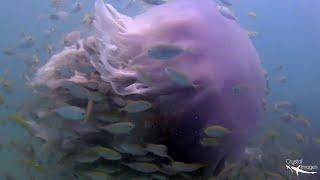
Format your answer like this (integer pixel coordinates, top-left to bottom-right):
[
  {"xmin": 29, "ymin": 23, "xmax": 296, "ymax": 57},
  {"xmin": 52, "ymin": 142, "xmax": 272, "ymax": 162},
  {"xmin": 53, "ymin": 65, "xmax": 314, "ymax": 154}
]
[{"xmin": 0, "ymin": 0, "xmax": 320, "ymax": 179}]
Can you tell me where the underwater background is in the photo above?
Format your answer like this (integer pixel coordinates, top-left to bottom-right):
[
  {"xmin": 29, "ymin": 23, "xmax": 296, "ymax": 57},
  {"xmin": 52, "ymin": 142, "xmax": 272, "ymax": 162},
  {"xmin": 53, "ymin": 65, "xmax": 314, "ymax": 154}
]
[{"xmin": 0, "ymin": 0, "xmax": 319, "ymax": 179}]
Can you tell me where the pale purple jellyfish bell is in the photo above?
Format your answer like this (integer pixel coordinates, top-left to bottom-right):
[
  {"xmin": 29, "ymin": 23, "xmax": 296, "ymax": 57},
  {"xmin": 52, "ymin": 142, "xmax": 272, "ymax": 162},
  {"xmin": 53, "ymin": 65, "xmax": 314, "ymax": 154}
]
[{"xmin": 91, "ymin": 0, "xmax": 265, "ymax": 171}]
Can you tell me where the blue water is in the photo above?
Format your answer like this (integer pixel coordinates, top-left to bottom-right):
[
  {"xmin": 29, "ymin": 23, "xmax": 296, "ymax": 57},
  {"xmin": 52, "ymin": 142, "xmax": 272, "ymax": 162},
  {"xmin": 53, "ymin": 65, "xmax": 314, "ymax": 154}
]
[{"xmin": 0, "ymin": 0, "xmax": 319, "ymax": 179}]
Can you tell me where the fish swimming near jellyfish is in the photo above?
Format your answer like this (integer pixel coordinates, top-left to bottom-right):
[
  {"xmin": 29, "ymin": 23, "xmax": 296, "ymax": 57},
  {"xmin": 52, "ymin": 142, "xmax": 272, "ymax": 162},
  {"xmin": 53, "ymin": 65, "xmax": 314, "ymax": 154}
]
[{"xmin": 31, "ymin": 0, "xmax": 265, "ymax": 175}]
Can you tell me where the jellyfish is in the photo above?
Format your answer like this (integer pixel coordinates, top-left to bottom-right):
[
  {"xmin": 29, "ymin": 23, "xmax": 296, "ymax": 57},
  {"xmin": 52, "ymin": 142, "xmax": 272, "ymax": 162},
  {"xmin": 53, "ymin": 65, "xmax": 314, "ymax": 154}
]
[
  {"xmin": 91, "ymin": 0, "xmax": 265, "ymax": 164},
  {"xmin": 31, "ymin": 0, "xmax": 265, "ymax": 174}
]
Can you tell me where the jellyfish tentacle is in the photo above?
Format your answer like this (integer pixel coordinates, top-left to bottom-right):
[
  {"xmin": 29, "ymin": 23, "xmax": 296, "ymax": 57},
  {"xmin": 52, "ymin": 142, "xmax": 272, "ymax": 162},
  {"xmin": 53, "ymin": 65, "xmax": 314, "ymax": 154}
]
[{"xmin": 92, "ymin": 0, "xmax": 149, "ymax": 96}]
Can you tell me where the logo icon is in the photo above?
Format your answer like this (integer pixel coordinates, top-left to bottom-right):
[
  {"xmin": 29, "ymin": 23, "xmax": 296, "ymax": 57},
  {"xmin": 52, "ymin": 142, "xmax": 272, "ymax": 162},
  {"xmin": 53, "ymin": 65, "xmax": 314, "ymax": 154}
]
[
  {"xmin": 285, "ymin": 159, "xmax": 318, "ymax": 176},
  {"xmin": 286, "ymin": 165, "xmax": 317, "ymax": 176}
]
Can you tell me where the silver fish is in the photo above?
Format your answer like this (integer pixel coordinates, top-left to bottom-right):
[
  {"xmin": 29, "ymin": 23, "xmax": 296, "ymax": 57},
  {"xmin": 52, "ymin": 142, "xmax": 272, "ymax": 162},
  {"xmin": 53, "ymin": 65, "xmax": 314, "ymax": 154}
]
[
  {"xmin": 119, "ymin": 100, "xmax": 152, "ymax": 113},
  {"xmin": 52, "ymin": 105, "xmax": 86, "ymax": 121},
  {"xmin": 125, "ymin": 162, "xmax": 160, "ymax": 173},
  {"xmin": 164, "ymin": 67, "xmax": 194, "ymax": 87},
  {"xmin": 217, "ymin": 5, "xmax": 236, "ymax": 21},
  {"xmin": 17, "ymin": 36, "xmax": 35, "ymax": 49},
  {"xmin": 143, "ymin": 0, "xmax": 169, "ymax": 5},
  {"xmin": 204, "ymin": 125, "xmax": 231, "ymax": 137},
  {"xmin": 100, "ymin": 122, "xmax": 135, "ymax": 135},
  {"xmin": 70, "ymin": 1, "xmax": 83, "ymax": 13},
  {"xmin": 147, "ymin": 44, "xmax": 183, "ymax": 60},
  {"xmin": 92, "ymin": 146, "xmax": 122, "ymax": 160},
  {"xmin": 118, "ymin": 143, "xmax": 147, "ymax": 156}
]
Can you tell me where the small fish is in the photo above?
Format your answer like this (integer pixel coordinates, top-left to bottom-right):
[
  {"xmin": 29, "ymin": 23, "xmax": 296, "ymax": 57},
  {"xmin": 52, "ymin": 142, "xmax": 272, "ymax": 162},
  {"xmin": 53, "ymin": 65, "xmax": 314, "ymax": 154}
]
[
  {"xmin": 302, "ymin": 118, "xmax": 310, "ymax": 128},
  {"xmin": 17, "ymin": 36, "xmax": 35, "ymax": 49},
  {"xmin": 147, "ymin": 44, "xmax": 183, "ymax": 60},
  {"xmin": 244, "ymin": 147, "xmax": 263, "ymax": 162},
  {"xmin": 6, "ymin": 114, "xmax": 29, "ymax": 129},
  {"xmin": 21, "ymin": 72, "xmax": 31, "ymax": 81},
  {"xmin": 100, "ymin": 122, "xmax": 135, "ymax": 135},
  {"xmin": 82, "ymin": 13, "xmax": 94, "ymax": 27},
  {"xmin": 24, "ymin": 54, "xmax": 40, "ymax": 67},
  {"xmin": 296, "ymin": 116, "xmax": 311, "ymax": 128},
  {"xmin": 145, "ymin": 144, "xmax": 170, "ymax": 158},
  {"xmin": 273, "ymin": 101, "xmax": 292, "ymax": 112},
  {"xmin": 220, "ymin": 0, "xmax": 232, "ymax": 6},
  {"xmin": 84, "ymin": 171, "xmax": 111, "ymax": 180},
  {"xmin": 86, "ymin": 82, "xmax": 99, "ymax": 90},
  {"xmin": 125, "ymin": 162, "xmax": 160, "ymax": 173},
  {"xmin": 171, "ymin": 161, "xmax": 206, "ymax": 172},
  {"xmin": 142, "ymin": 0, "xmax": 169, "ymax": 5},
  {"xmin": 287, "ymin": 149, "xmax": 301, "ymax": 157},
  {"xmin": 295, "ymin": 132, "xmax": 305, "ymax": 143},
  {"xmin": 0, "ymin": 78, "xmax": 12, "ymax": 91},
  {"xmin": 217, "ymin": 5, "xmax": 236, "ymax": 21},
  {"xmin": 88, "ymin": 92, "xmax": 104, "ymax": 103},
  {"xmin": 136, "ymin": 69, "xmax": 153, "ymax": 87},
  {"xmin": 72, "ymin": 123, "xmax": 98, "ymax": 136},
  {"xmin": 45, "ymin": 44, "xmax": 53, "ymax": 55},
  {"xmin": 273, "ymin": 65, "xmax": 283, "ymax": 71},
  {"xmin": 247, "ymin": 11, "xmax": 257, "ymax": 19},
  {"xmin": 51, "ymin": 26, "xmax": 57, "ymax": 33},
  {"xmin": 22, "ymin": 159, "xmax": 46, "ymax": 173},
  {"xmin": 76, "ymin": 150, "xmax": 100, "ymax": 163},
  {"xmin": 0, "ymin": 96, "xmax": 4, "ymax": 105},
  {"xmin": 204, "ymin": 125, "xmax": 231, "ymax": 137},
  {"xmin": 134, "ymin": 155, "xmax": 158, "ymax": 163},
  {"xmin": 9, "ymin": 140, "xmax": 35, "ymax": 159},
  {"xmin": 92, "ymin": 146, "xmax": 122, "ymax": 160},
  {"xmin": 83, "ymin": 37, "xmax": 98, "ymax": 55},
  {"xmin": 119, "ymin": 143, "xmax": 147, "ymax": 156},
  {"xmin": 161, "ymin": 164, "xmax": 179, "ymax": 176},
  {"xmin": 85, "ymin": 99, "xmax": 94, "ymax": 122},
  {"xmin": 32, "ymin": 54, "xmax": 40, "ymax": 66},
  {"xmin": 64, "ymin": 31, "xmax": 81, "ymax": 46},
  {"xmin": 214, "ymin": 162, "xmax": 236, "ymax": 179},
  {"xmin": 247, "ymin": 31, "xmax": 259, "ymax": 38},
  {"xmin": 294, "ymin": 113, "xmax": 304, "ymax": 120},
  {"xmin": 151, "ymin": 174, "xmax": 168, "ymax": 180},
  {"xmin": 52, "ymin": 105, "xmax": 86, "ymax": 121},
  {"xmin": 50, "ymin": 11, "xmax": 69, "ymax": 21},
  {"xmin": 313, "ymin": 137, "xmax": 320, "ymax": 144},
  {"xmin": 27, "ymin": 120, "xmax": 62, "ymax": 146},
  {"xmin": 200, "ymin": 137, "xmax": 220, "ymax": 147},
  {"xmin": 43, "ymin": 27, "xmax": 57, "ymax": 37},
  {"xmin": 70, "ymin": 1, "xmax": 83, "ymax": 13},
  {"xmin": 111, "ymin": 96, "xmax": 127, "ymax": 107},
  {"xmin": 2, "ymin": 48, "xmax": 15, "ymax": 56},
  {"xmin": 232, "ymin": 84, "xmax": 249, "ymax": 95},
  {"xmin": 93, "ymin": 164, "xmax": 122, "ymax": 174},
  {"xmin": 55, "ymin": 66, "xmax": 74, "ymax": 78},
  {"xmin": 276, "ymin": 75, "xmax": 287, "ymax": 83},
  {"xmin": 165, "ymin": 67, "xmax": 194, "ymax": 87},
  {"xmin": 119, "ymin": 100, "xmax": 152, "ymax": 113},
  {"xmin": 3, "ymin": 172, "xmax": 15, "ymax": 180},
  {"xmin": 51, "ymin": 0, "xmax": 69, "ymax": 9},
  {"xmin": 264, "ymin": 130, "xmax": 280, "ymax": 141},
  {"xmin": 77, "ymin": 65, "xmax": 96, "ymax": 74},
  {"xmin": 96, "ymin": 113, "xmax": 120, "ymax": 123},
  {"xmin": 279, "ymin": 113, "xmax": 294, "ymax": 123},
  {"xmin": 61, "ymin": 81, "xmax": 90, "ymax": 100},
  {"xmin": 43, "ymin": 29, "xmax": 52, "ymax": 37}
]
